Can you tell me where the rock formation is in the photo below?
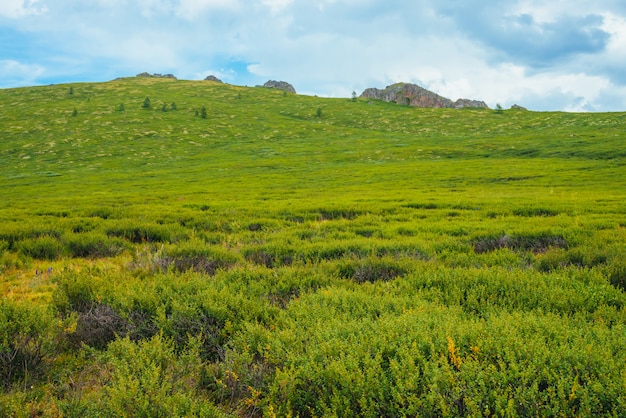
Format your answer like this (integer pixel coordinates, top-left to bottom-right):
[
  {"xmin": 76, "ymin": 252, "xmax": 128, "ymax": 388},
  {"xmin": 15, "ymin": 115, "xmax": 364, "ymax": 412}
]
[
  {"xmin": 261, "ymin": 80, "xmax": 296, "ymax": 94},
  {"xmin": 360, "ymin": 83, "xmax": 488, "ymax": 109},
  {"xmin": 453, "ymin": 99, "xmax": 489, "ymax": 109},
  {"xmin": 204, "ymin": 75, "xmax": 223, "ymax": 83},
  {"xmin": 136, "ymin": 72, "xmax": 177, "ymax": 79},
  {"xmin": 510, "ymin": 104, "xmax": 528, "ymax": 111}
]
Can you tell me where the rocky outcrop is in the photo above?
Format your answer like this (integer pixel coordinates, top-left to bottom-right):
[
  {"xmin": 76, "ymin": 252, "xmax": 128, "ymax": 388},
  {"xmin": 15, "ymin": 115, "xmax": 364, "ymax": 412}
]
[
  {"xmin": 454, "ymin": 99, "xmax": 489, "ymax": 109},
  {"xmin": 361, "ymin": 83, "xmax": 452, "ymax": 108},
  {"xmin": 261, "ymin": 80, "xmax": 296, "ymax": 94},
  {"xmin": 136, "ymin": 72, "xmax": 177, "ymax": 79},
  {"xmin": 360, "ymin": 83, "xmax": 488, "ymax": 109},
  {"xmin": 204, "ymin": 75, "xmax": 223, "ymax": 83},
  {"xmin": 510, "ymin": 104, "xmax": 527, "ymax": 111}
]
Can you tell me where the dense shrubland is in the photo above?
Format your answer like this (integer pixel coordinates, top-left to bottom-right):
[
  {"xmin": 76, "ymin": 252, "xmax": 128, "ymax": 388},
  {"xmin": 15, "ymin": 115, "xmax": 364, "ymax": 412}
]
[{"xmin": 0, "ymin": 78, "xmax": 625, "ymax": 416}]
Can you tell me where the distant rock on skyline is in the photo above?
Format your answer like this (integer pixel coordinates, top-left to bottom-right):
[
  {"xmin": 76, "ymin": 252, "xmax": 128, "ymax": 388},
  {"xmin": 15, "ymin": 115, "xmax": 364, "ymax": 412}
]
[
  {"xmin": 136, "ymin": 72, "xmax": 177, "ymax": 79},
  {"xmin": 204, "ymin": 75, "xmax": 223, "ymax": 83},
  {"xmin": 260, "ymin": 80, "xmax": 296, "ymax": 94},
  {"xmin": 360, "ymin": 83, "xmax": 489, "ymax": 109}
]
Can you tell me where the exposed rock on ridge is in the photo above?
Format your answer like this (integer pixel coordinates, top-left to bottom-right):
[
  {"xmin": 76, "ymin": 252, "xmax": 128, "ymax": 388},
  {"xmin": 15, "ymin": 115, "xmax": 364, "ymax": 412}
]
[
  {"xmin": 260, "ymin": 80, "xmax": 296, "ymax": 94},
  {"xmin": 360, "ymin": 83, "xmax": 488, "ymax": 109},
  {"xmin": 204, "ymin": 75, "xmax": 223, "ymax": 83},
  {"xmin": 454, "ymin": 99, "xmax": 489, "ymax": 109},
  {"xmin": 136, "ymin": 72, "xmax": 177, "ymax": 79}
]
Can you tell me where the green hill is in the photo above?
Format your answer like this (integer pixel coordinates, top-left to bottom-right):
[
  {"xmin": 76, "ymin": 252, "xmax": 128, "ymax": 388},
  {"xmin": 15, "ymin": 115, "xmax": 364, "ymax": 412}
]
[{"xmin": 1, "ymin": 78, "xmax": 625, "ymax": 416}]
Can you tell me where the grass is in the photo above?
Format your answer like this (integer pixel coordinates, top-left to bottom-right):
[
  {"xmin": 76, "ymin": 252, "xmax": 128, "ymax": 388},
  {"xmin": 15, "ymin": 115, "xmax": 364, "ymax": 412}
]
[{"xmin": 0, "ymin": 77, "xmax": 625, "ymax": 416}]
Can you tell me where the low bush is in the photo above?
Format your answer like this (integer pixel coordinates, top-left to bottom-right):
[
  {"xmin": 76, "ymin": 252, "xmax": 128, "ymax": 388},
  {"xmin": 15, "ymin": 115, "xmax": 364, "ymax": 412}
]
[
  {"xmin": 64, "ymin": 233, "xmax": 129, "ymax": 258},
  {"xmin": 317, "ymin": 208, "xmax": 362, "ymax": 220},
  {"xmin": 106, "ymin": 221, "xmax": 186, "ymax": 243},
  {"xmin": 513, "ymin": 207, "xmax": 560, "ymax": 217},
  {"xmin": 243, "ymin": 245, "xmax": 295, "ymax": 268},
  {"xmin": 337, "ymin": 257, "xmax": 409, "ymax": 283},
  {"xmin": 79, "ymin": 335, "xmax": 222, "ymax": 417},
  {"xmin": 52, "ymin": 271, "xmax": 98, "ymax": 315},
  {"xmin": 70, "ymin": 303, "xmax": 128, "ymax": 349},
  {"xmin": 0, "ymin": 301, "xmax": 57, "ymax": 391},
  {"xmin": 162, "ymin": 307, "xmax": 227, "ymax": 361},
  {"xmin": 163, "ymin": 241, "xmax": 240, "ymax": 274},
  {"xmin": 402, "ymin": 202, "xmax": 440, "ymax": 209},
  {"xmin": 86, "ymin": 207, "xmax": 115, "ymax": 219},
  {"xmin": 607, "ymin": 259, "xmax": 626, "ymax": 291},
  {"xmin": 126, "ymin": 308, "xmax": 159, "ymax": 341},
  {"xmin": 70, "ymin": 219, "xmax": 99, "ymax": 233},
  {"xmin": 0, "ymin": 251, "xmax": 28, "ymax": 273},
  {"xmin": 17, "ymin": 236, "xmax": 64, "ymax": 260},
  {"xmin": 0, "ymin": 225, "xmax": 63, "ymax": 250},
  {"xmin": 536, "ymin": 247, "xmax": 609, "ymax": 272},
  {"xmin": 473, "ymin": 233, "xmax": 568, "ymax": 254}
]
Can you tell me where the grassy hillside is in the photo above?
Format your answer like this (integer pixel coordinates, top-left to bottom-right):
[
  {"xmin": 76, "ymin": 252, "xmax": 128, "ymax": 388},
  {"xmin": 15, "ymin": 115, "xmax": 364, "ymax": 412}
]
[{"xmin": 1, "ymin": 77, "xmax": 625, "ymax": 416}]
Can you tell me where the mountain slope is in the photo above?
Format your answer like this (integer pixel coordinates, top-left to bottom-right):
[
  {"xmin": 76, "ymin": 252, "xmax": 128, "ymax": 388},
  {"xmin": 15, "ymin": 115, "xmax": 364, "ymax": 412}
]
[
  {"xmin": 1, "ymin": 77, "xmax": 622, "ymax": 205},
  {"xmin": 0, "ymin": 77, "xmax": 625, "ymax": 416}
]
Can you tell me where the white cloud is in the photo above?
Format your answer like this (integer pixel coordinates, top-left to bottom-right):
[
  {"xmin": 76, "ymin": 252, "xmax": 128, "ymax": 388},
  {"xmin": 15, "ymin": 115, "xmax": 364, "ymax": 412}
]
[
  {"xmin": 602, "ymin": 12, "xmax": 626, "ymax": 56},
  {"xmin": 0, "ymin": 0, "xmax": 46, "ymax": 18},
  {"xmin": 175, "ymin": 0, "xmax": 241, "ymax": 20},
  {"xmin": 0, "ymin": 60, "xmax": 45, "ymax": 87},
  {"xmin": 1, "ymin": 0, "xmax": 625, "ymax": 111},
  {"xmin": 262, "ymin": 0, "xmax": 293, "ymax": 14}
]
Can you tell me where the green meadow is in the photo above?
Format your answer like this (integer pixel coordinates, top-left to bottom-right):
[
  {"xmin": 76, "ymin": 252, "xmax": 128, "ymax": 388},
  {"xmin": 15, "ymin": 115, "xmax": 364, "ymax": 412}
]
[{"xmin": 1, "ymin": 77, "xmax": 625, "ymax": 416}]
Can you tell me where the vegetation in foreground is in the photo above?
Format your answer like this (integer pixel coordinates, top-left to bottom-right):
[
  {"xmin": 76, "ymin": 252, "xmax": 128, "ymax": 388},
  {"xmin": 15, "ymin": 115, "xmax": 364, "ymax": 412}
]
[{"xmin": 0, "ymin": 77, "xmax": 625, "ymax": 416}]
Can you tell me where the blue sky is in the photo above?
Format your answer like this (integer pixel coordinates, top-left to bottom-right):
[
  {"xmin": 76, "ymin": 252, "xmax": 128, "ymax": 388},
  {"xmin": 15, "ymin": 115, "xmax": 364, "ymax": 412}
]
[{"xmin": 1, "ymin": 0, "xmax": 625, "ymax": 111}]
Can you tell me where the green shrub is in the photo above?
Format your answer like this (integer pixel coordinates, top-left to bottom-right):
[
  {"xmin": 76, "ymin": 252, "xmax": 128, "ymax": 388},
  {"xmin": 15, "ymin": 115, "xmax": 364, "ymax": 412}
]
[
  {"xmin": 64, "ymin": 233, "xmax": 129, "ymax": 259},
  {"xmin": 402, "ymin": 202, "xmax": 439, "ymax": 209},
  {"xmin": 473, "ymin": 233, "xmax": 568, "ymax": 254},
  {"xmin": 0, "ymin": 224, "xmax": 62, "ymax": 250},
  {"xmin": 17, "ymin": 236, "xmax": 64, "ymax": 260},
  {"xmin": 87, "ymin": 335, "xmax": 221, "ymax": 416},
  {"xmin": 70, "ymin": 303, "xmax": 128, "ymax": 349},
  {"xmin": 243, "ymin": 245, "xmax": 295, "ymax": 268},
  {"xmin": 512, "ymin": 207, "xmax": 560, "ymax": 217},
  {"xmin": 0, "ymin": 250, "xmax": 28, "ymax": 273},
  {"xmin": 607, "ymin": 260, "xmax": 626, "ymax": 291},
  {"xmin": 535, "ymin": 248, "xmax": 569, "ymax": 272},
  {"xmin": 161, "ymin": 305, "xmax": 227, "ymax": 361},
  {"xmin": 86, "ymin": 207, "xmax": 115, "ymax": 219},
  {"xmin": 317, "ymin": 208, "xmax": 362, "ymax": 220},
  {"xmin": 0, "ymin": 301, "xmax": 58, "ymax": 390},
  {"xmin": 162, "ymin": 241, "xmax": 240, "ymax": 274},
  {"xmin": 106, "ymin": 221, "xmax": 186, "ymax": 243},
  {"xmin": 337, "ymin": 257, "xmax": 409, "ymax": 283},
  {"xmin": 536, "ymin": 247, "xmax": 609, "ymax": 272},
  {"xmin": 70, "ymin": 219, "xmax": 99, "ymax": 233},
  {"xmin": 52, "ymin": 271, "xmax": 98, "ymax": 315}
]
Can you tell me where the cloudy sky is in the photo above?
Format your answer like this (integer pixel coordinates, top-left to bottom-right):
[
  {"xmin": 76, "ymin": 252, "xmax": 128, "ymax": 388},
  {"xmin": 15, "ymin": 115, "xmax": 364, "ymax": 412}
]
[{"xmin": 1, "ymin": 0, "xmax": 625, "ymax": 111}]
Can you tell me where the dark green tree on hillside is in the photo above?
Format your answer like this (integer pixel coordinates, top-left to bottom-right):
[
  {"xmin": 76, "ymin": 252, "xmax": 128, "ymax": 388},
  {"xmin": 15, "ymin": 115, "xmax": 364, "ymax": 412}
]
[
  {"xmin": 200, "ymin": 106, "xmax": 207, "ymax": 119},
  {"xmin": 170, "ymin": 102, "xmax": 177, "ymax": 110},
  {"xmin": 142, "ymin": 97, "xmax": 151, "ymax": 109},
  {"xmin": 71, "ymin": 108, "xmax": 78, "ymax": 117}
]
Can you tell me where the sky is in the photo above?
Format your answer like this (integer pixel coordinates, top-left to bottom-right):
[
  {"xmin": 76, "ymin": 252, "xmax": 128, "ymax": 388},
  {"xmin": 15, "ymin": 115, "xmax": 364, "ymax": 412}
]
[{"xmin": 1, "ymin": 0, "xmax": 625, "ymax": 111}]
